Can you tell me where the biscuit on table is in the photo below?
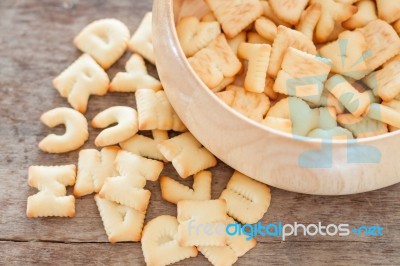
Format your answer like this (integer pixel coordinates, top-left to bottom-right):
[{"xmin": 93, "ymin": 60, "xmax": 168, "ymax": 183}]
[
  {"xmin": 91, "ymin": 106, "xmax": 138, "ymax": 147},
  {"xmin": 237, "ymin": 42, "xmax": 271, "ymax": 93},
  {"xmin": 74, "ymin": 19, "xmax": 130, "ymax": 69},
  {"xmin": 268, "ymin": 26, "xmax": 316, "ymax": 78},
  {"xmin": 220, "ymin": 171, "xmax": 271, "ymax": 224},
  {"xmin": 273, "ymin": 47, "xmax": 331, "ymax": 104},
  {"xmin": 176, "ymin": 16, "xmax": 221, "ymax": 57},
  {"xmin": 53, "ymin": 54, "xmax": 109, "ymax": 113},
  {"xmin": 135, "ymin": 89, "xmax": 186, "ymax": 131},
  {"xmin": 295, "ymin": 3, "xmax": 322, "ymax": 40},
  {"xmin": 120, "ymin": 130, "xmax": 168, "ymax": 162},
  {"xmin": 99, "ymin": 151, "xmax": 162, "ymax": 211},
  {"xmin": 115, "ymin": 150, "xmax": 164, "ymax": 182},
  {"xmin": 224, "ymin": 85, "xmax": 271, "ymax": 122},
  {"xmin": 204, "ymin": 0, "xmax": 263, "ymax": 38},
  {"xmin": 94, "ymin": 195, "xmax": 145, "ymax": 243},
  {"xmin": 128, "ymin": 12, "xmax": 155, "ymax": 64},
  {"xmin": 160, "ymin": 170, "xmax": 212, "ymax": 204},
  {"xmin": 27, "ymin": 165, "xmax": 76, "ymax": 218},
  {"xmin": 109, "ymin": 54, "xmax": 162, "ymax": 92},
  {"xmin": 337, "ymin": 113, "xmax": 388, "ymax": 138},
  {"xmin": 141, "ymin": 215, "xmax": 198, "ymax": 266},
  {"xmin": 157, "ymin": 132, "xmax": 217, "ymax": 179},
  {"xmin": 198, "ymin": 216, "xmax": 256, "ymax": 266},
  {"xmin": 188, "ymin": 34, "xmax": 242, "ymax": 90},
  {"xmin": 73, "ymin": 146, "xmax": 120, "ymax": 197},
  {"xmin": 177, "ymin": 199, "xmax": 227, "ymax": 246},
  {"xmin": 310, "ymin": 0, "xmax": 357, "ymax": 43},
  {"xmin": 39, "ymin": 107, "xmax": 88, "ymax": 153}
]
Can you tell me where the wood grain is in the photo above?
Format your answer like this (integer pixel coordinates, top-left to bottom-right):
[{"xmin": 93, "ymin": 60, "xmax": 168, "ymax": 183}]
[{"xmin": 0, "ymin": 0, "xmax": 400, "ymax": 265}]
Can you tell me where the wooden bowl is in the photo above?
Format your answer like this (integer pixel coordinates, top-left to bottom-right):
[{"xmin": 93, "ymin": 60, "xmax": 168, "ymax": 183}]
[{"xmin": 152, "ymin": 0, "xmax": 400, "ymax": 195}]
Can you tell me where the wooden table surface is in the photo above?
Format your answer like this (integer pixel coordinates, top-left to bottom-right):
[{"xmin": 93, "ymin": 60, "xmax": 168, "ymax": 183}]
[{"xmin": 1, "ymin": 0, "xmax": 399, "ymax": 265}]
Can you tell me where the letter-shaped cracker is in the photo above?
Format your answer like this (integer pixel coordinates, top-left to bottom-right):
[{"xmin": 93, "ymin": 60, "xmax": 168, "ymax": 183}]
[
  {"xmin": 53, "ymin": 54, "xmax": 109, "ymax": 113},
  {"xmin": 128, "ymin": 12, "xmax": 155, "ymax": 64},
  {"xmin": 325, "ymin": 75, "xmax": 371, "ymax": 117},
  {"xmin": 237, "ymin": 43, "xmax": 271, "ymax": 93},
  {"xmin": 157, "ymin": 132, "xmax": 217, "ymax": 179},
  {"xmin": 296, "ymin": 3, "xmax": 322, "ymax": 40},
  {"xmin": 198, "ymin": 217, "xmax": 256, "ymax": 266},
  {"xmin": 94, "ymin": 195, "xmax": 145, "ymax": 243},
  {"xmin": 269, "ymin": 0, "xmax": 309, "ymax": 25},
  {"xmin": 343, "ymin": 0, "xmax": 378, "ymax": 29},
  {"xmin": 176, "ymin": 16, "xmax": 221, "ymax": 57},
  {"xmin": 319, "ymin": 31, "xmax": 370, "ymax": 80},
  {"xmin": 99, "ymin": 151, "xmax": 163, "ymax": 211},
  {"xmin": 39, "ymin": 107, "xmax": 88, "ymax": 153},
  {"xmin": 308, "ymin": 88, "xmax": 346, "ymax": 114},
  {"xmin": 260, "ymin": 0, "xmax": 291, "ymax": 27},
  {"xmin": 227, "ymin": 31, "xmax": 246, "ymax": 56},
  {"xmin": 204, "ymin": 0, "xmax": 263, "ymax": 38},
  {"xmin": 188, "ymin": 34, "xmax": 242, "ymax": 89},
  {"xmin": 109, "ymin": 54, "xmax": 162, "ymax": 92},
  {"xmin": 363, "ymin": 55, "xmax": 400, "ymax": 101},
  {"xmin": 266, "ymin": 97, "xmax": 320, "ymax": 136},
  {"xmin": 310, "ymin": 0, "xmax": 357, "ymax": 43},
  {"xmin": 73, "ymin": 146, "xmax": 120, "ymax": 197},
  {"xmin": 247, "ymin": 32, "xmax": 270, "ymax": 45},
  {"xmin": 91, "ymin": 106, "xmax": 138, "ymax": 147},
  {"xmin": 357, "ymin": 20, "xmax": 400, "ymax": 73},
  {"xmin": 254, "ymin": 17, "xmax": 277, "ymax": 43},
  {"xmin": 337, "ymin": 113, "xmax": 388, "ymax": 138},
  {"xmin": 367, "ymin": 103, "xmax": 400, "ymax": 129},
  {"xmin": 160, "ymin": 171, "xmax": 212, "ymax": 204},
  {"xmin": 120, "ymin": 130, "xmax": 168, "ymax": 162},
  {"xmin": 308, "ymin": 127, "xmax": 354, "ymax": 140},
  {"xmin": 141, "ymin": 215, "xmax": 198, "ymax": 266},
  {"xmin": 220, "ymin": 171, "xmax": 271, "ymax": 224},
  {"xmin": 393, "ymin": 20, "xmax": 400, "ymax": 36},
  {"xmin": 27, "ymin": 165, "xmax": 76, "ymax": 217},
  {"xmin": 383, "ymin": 100, "xmax": 400, "ymax": 131},
  {"xmin": 377, "ymin": 0, "xmax": 400, "ymax": 24},
  {"xmin": 223, "ymin": 85, "xmax": 271, "ymax": 122},
  {"xmin": 268, "ymin": 26, "xmax": 317, "ymax": 78},
  {"xmin": 135, "ymin": 89, "xmax": 186, "ymax": 131},
  {"xmin": 74, "ymin": 19, "xmax": 130, "ymax": 69},
  {"xmin": 262, "ymin": 116, "xmax": 292, "ymax": 134},
  {"xmin": 274, "ymin": 47, "xmax": 331, "ymax": 104},
  {"xmin": 177, "ymin": 199, "xmax": 227, "ymax": 246}
]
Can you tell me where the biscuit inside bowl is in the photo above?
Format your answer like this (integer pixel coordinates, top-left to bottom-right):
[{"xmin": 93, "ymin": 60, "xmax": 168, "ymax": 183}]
[{"xmin": 152, "ymin": 0, "xmax": 400, "ymax": 195}]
